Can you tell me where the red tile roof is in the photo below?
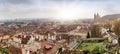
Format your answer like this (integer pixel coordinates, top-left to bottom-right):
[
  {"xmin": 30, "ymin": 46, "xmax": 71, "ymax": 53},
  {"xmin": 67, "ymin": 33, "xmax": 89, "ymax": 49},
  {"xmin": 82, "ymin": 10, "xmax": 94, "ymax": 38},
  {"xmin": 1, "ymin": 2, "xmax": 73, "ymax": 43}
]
[
  {"xmin": 34, "ymin": 29, "xmax": 55, "ymax": 36},
  {"xmin": 17, "ymin": 25, "xmax": 37, "ymax": 32},
  {"xmin": 21, "ymin": 36, "xmax": 31, "ymax": 44},
  {"xmin": 8, "ymin": 45, "xmax": 22, "ymax": 54}
]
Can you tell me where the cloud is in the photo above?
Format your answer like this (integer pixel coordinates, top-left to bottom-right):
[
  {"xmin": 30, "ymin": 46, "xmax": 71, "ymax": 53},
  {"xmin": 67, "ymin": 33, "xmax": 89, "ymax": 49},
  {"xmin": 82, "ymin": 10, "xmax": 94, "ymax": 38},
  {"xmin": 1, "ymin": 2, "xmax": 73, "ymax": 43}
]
[{"xmin": 0, "ymin": 0, "xmax": 33, "ymax": 5}]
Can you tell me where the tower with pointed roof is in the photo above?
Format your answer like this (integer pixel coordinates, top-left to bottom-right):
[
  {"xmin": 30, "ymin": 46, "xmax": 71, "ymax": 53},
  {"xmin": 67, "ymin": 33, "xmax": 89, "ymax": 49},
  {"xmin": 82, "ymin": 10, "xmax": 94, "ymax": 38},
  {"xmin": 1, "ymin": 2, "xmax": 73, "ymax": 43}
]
[{"xmin": 94, "ymin": 13, "xmax": 101, "ymax": 20}]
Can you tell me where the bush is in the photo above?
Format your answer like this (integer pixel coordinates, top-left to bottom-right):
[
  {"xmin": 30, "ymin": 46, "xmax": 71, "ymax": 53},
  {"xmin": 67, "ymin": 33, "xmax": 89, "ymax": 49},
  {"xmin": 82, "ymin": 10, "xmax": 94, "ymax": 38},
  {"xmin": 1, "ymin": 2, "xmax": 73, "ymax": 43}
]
[
  {"xmin": 0, "ymin": 48, "xmax": 12, "ymax": 54},
  {"xmin": 92, "ymin": 46, "xmax": 106, "ymax": 54},
  {"xmin": 77, "ymin": 43, "xmax": 107, "ymax": 54}
]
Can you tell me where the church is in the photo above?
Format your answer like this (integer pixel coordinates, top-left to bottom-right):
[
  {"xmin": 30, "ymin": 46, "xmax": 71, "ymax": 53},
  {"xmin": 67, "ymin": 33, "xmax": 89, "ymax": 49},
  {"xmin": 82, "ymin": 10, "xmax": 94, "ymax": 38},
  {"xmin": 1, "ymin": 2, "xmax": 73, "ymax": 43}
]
[{"xmin": 93, "ymin": 13, "xmax": 111, "ymax": 26}]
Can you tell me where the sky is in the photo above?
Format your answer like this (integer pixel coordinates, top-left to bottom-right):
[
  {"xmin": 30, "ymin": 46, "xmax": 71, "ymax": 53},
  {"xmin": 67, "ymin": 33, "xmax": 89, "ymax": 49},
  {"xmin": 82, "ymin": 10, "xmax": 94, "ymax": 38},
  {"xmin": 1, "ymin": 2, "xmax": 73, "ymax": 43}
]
[{"xmin": 0, "ymin": 0, "xmax": 120, "ymax": 20}]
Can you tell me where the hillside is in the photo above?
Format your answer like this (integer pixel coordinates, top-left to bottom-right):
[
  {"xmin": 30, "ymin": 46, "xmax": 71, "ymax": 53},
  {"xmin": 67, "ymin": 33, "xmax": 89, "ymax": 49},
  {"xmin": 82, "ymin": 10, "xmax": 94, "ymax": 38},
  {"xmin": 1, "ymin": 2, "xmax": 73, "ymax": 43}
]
[{"xmin": 102, "ymin": 14, "xmax": 120, "ymax": 20}]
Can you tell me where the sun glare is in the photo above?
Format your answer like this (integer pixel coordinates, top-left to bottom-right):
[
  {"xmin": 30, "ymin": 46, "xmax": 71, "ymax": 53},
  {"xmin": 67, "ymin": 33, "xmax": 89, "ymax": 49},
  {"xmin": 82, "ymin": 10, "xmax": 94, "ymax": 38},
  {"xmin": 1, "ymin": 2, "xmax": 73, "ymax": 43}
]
[{"xmin": 56, "ymin": 6, "xmax": 79, "ymax": 21}]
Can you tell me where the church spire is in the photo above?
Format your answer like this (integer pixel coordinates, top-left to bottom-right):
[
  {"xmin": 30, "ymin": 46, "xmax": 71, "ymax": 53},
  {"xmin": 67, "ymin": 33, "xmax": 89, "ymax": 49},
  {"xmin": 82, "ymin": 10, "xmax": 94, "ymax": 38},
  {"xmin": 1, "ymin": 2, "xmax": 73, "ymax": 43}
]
[
  {"xmin": 94, "ymin": 13, "xmax": 100, "ymax": 19},
  {"xmin": 94, "ymin": 13, "xmax": 97, "ymax": 19},
  {"xmin": 97, "ymin": 13, "xmax": 100, "ymax": 18}
]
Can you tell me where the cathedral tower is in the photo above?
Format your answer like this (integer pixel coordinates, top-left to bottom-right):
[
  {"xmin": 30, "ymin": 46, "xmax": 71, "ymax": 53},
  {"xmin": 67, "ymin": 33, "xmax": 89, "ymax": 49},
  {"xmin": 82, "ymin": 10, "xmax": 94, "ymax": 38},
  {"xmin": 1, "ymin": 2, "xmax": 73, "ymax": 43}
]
[{"xmin": 94, "ymin": 13, "xmax": 101, "ymax": 20}]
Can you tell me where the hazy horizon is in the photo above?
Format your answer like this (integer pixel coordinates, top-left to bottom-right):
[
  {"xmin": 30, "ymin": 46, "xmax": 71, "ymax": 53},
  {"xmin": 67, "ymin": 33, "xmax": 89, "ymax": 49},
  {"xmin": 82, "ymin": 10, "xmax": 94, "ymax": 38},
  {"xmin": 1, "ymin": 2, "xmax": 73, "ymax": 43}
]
[{"xmin": 0, "ymin": 0, "xmax": 120, "ymax": 20}]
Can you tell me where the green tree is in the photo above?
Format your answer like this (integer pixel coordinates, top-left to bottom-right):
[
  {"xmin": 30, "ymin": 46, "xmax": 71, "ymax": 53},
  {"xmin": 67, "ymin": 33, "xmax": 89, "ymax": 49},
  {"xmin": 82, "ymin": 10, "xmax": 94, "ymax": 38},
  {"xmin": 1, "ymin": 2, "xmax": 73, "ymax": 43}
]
[
  {"xmin": 92, "ymin": 46, "xmax": 106, "ymax": 54},
  {"xmin": 113, "ymin": 18, "xmax": 120, "ymax": 36},
  {"xmin": 87, "ymin": 32, "xmax": 91, "ymax": 38},
  {"xmin": 0, "ymin": 48, "xmax": 12, "ymax": 54}
]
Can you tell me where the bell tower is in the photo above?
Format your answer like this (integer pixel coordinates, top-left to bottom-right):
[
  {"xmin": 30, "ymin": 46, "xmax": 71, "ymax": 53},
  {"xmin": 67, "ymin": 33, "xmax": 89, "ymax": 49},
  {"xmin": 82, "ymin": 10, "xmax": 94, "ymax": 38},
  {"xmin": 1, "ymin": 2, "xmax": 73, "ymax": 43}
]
[
  {"xmin": 94, "ymin": 13, "xmax": 100, "ymax": 20},
  {"xmin": 94, "ymin": 13, "xmax": 97, "ymax": 19}
]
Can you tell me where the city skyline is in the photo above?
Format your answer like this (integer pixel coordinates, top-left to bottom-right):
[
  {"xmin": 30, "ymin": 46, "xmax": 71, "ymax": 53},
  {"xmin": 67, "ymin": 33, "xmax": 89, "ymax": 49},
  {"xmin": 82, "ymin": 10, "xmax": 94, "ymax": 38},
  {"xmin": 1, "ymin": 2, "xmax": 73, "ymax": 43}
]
[{"xmin": 0, "ymin": 1, "xmax": 120, "ymax": 54}]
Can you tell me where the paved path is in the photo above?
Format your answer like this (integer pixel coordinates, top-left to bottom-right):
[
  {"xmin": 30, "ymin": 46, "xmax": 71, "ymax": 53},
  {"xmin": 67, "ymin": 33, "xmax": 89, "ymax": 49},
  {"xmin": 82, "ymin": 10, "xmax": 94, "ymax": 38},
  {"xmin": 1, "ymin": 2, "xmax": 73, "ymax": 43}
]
[{"xmin": 67, "ymin": 38, "xmax": 82, "ymax": 50}]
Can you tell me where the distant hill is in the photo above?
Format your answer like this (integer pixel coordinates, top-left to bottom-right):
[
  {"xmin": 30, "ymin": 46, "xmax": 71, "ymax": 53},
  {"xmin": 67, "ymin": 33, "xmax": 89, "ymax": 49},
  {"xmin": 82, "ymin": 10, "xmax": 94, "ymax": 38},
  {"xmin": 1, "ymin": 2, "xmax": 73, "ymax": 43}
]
[{"xmin": 102, "ymin": 14, "xmax": 120, "ymax": 20}]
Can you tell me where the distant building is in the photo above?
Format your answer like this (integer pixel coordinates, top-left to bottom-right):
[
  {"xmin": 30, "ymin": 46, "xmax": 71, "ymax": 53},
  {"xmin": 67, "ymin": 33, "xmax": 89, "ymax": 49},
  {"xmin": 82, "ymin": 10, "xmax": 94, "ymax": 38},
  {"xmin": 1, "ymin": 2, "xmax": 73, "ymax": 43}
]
[
  {"xmin": 90, "ymin": 24, "xmax": 101, "ymax": 38},
  {"xmin": 94, "ymin": 13, "xmax": 101, "ymax": 19},
  {"xmin": 93, "ymin": 13, "xmax": 111, "ymax": 26}
]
